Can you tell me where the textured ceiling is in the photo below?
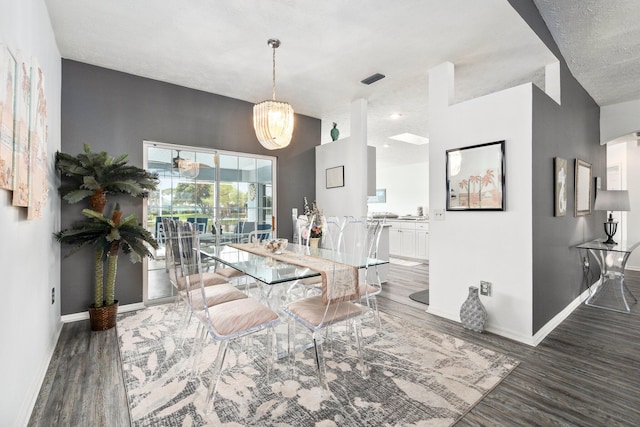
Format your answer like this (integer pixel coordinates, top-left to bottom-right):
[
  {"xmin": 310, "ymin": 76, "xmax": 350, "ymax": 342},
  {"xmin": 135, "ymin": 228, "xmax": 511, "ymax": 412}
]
[
  {"xmin": 44, "ymin": 0, "xmax": 557, "ymax": 155},
  {"xmin": 534, "ymin": 0, "xmax": 640, "ymax": 107}
]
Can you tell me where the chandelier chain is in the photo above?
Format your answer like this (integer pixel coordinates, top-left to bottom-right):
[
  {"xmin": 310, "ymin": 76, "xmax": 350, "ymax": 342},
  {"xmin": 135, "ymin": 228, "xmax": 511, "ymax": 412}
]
[{"xmin": 272, "ymin": 44, "xmax": 276, "ymax": 101}]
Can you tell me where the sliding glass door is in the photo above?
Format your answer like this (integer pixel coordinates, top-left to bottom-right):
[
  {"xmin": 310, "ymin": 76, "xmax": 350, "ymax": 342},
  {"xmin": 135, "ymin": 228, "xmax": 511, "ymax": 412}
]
[{"xmin": 143, "ymin": 141, "xmax": 276, "ymax": 303}]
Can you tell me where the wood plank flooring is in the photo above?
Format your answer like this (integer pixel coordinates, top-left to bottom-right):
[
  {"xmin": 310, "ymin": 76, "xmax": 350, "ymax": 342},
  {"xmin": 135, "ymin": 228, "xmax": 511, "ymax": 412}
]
[{"xmin": 29, "ymin": 262, "xmax": 640, "ymax": 426}]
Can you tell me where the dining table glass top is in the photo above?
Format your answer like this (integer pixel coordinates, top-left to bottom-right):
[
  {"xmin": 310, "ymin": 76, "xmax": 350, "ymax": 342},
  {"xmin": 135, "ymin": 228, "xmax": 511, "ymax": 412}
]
[{"xmin": 199, "ymin": 238, "xmax": 388, "ymax": 286}]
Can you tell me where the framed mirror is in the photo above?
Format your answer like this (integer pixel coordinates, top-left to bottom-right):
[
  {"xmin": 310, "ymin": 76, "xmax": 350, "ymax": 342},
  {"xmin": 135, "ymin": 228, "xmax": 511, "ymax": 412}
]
[
  {"xmin": 446, "ymin": 140, "xmax": 505, "ymax": 211},
  {"xmin": 574, "ymin": 158, "xmax": 592, "ymax": 216}
]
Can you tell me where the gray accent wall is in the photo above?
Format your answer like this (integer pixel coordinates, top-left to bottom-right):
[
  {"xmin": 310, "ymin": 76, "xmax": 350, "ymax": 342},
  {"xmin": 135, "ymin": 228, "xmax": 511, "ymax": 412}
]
[
  {"xmin": 510, "ymin": 0, "xmax": 605, "ymax": 333},
  {"xmin": 61, "ymin": 60, "xmax": 320, "ymax": 315}
]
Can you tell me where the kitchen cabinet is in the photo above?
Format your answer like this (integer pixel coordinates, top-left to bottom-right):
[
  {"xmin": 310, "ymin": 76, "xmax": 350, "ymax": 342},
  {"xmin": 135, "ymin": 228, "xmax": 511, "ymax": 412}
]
[{"xmin": 387, "ymin": 220, "xmax": 428, "ymax": 260}]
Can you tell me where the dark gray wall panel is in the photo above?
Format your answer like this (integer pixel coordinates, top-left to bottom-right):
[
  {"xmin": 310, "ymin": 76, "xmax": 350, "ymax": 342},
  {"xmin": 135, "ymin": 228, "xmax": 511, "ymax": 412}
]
[
  {"xmin": 510, "ymin": 0, "xmax": 605, "ymax": 333},
  {"xmin": 60, "ymin": 60, "xmax": 319, "ymax": 314}
]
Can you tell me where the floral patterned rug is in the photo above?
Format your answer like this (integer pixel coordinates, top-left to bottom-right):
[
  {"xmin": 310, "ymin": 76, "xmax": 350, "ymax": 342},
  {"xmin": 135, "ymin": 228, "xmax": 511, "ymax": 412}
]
[{"xmin": 117, "ymin": 304, "xmax": 518, "ymax": 426}]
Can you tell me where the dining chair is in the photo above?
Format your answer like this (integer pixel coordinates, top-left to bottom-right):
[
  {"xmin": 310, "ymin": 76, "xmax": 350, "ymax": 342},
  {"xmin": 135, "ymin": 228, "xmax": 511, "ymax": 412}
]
[
  {"xmin": 281, "ymin": 227, "xmax": 370, "ymax": 389},
  {"xmin": 176, "ymin": 220, "xmax": 280, "ymax": 412},
  {"xmin": 342, "ymin": 216, "xmax": 385, "ymax": 329},
  {"xmin": 163, "ymin": 219, "xmax": 246, "ymax": 339},
  {"xmin": 210, "ymin": 218, "xmax": 252, "ymax": 291}
]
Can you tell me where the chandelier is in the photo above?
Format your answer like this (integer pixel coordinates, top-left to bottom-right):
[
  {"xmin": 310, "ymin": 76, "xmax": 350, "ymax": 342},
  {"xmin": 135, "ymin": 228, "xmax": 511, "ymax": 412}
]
[
  {"xmin": 172, "ymin": 150, "xmax": 200, "ymax": 179},
  {"xmin": 253, "ymin": 39, "xmax": 294, "ymax": 150}
]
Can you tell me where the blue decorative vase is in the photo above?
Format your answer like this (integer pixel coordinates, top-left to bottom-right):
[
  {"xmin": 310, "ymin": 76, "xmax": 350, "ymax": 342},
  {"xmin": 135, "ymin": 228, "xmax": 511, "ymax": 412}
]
[
  {"xmin": 460, "ymin": 286, "xmax": 487, "ymax": 333},
  {"xmin": 330, "ymin": 122, "xmax": 340, "ymax": 141}
]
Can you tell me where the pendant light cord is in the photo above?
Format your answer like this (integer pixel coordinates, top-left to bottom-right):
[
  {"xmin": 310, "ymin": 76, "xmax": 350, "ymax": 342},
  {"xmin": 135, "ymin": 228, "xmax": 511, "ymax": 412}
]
[{"xmin": 272, "ymin": 44, "xmax": 276, "ymax": 101}]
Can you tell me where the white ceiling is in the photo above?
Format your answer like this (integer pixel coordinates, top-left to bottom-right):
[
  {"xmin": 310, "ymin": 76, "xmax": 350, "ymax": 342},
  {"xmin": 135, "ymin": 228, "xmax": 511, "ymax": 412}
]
[
  {"xmin": 534, "ymin": 0, "xmax": 640, "ymax": 107},
  {"xmin": 46, "ymin": 1, "xmax": 640, "ymax": 158}
]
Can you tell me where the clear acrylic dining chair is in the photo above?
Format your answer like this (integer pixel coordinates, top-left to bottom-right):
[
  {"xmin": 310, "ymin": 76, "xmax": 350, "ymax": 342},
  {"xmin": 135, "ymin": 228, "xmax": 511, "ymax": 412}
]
[
  {"xmin": 176, "ymin": 220, "xmax": 280, "ymax": 412},
  {"xmin": 166, "ymin": 219, "xmax": 247, "ymax": 341},
  {"xmin": 281, "ymin": 224, "xmax": 370, "ymax": 389},
  {"xmin": 342, "ymin": 216, "xmax": 384, "ymax": 329}
]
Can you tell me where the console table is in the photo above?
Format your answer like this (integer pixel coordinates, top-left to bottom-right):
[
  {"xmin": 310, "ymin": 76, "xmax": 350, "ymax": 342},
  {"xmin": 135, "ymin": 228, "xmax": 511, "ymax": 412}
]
[{"xmin": 575, "ymin": 239, "xmax": 639, "ymax": 313}]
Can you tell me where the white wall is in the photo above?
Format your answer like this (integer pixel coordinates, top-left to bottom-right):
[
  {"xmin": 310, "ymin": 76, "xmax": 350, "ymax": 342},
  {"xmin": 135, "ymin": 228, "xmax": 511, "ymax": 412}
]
[
  {"xmin": 316, "ymin": 137, "xmax": 367, "ymax": 218},
  {"xmin": 625, "ymin": 141, "xmax": 640, "ymax": 269},
  {"xmin": 0, "ymin": 0, "xmax": 61, "ymax": 425},
  {"xmin": 600, "ymin": 99, "xmax": 640, "ymax": 144},
  {"xmin": 371, "ymin": 157, "xmax": 429, "ymax": 216},
  {"xmin": 428, "ymin": 62, "xmax": 534, "ymax": 343},
  {"xmin": 600, "ymin": 100, "xmax": 640, "ymax": 269}
]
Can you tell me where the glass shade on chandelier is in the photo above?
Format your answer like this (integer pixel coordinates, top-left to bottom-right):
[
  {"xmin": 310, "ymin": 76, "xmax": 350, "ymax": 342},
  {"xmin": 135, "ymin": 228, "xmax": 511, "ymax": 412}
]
[
  {"xmin": 253, "ymin": 38, "xmax": 294, "ymax": 150},
  {"xmin": 172, "ymin": 150, "xmax": 200, "ymax": 179},
  {"xmin": 593, "ymin": 190, "xmax": 630, "ymax": 245},
  {"xmin": 253, "ymin": 99, "xmax": 294, "ymax": 150}
]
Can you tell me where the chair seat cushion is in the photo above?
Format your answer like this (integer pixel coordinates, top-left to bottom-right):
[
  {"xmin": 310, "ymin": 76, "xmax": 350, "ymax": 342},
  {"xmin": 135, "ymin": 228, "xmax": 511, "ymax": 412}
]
[
  {"xmin": 285, "ymin": 295, "xmax": 365, "ymax": 327},
  {"xmin": 216, "ymin": 267, "xmax": 245, "ymax": 278},
  {"xmin": 358, "ymin": 284, "xmax": 380, "ymax": 297},
  {"xmin": 183, "ymin": 283, "xmax": 247, "ymax": 310},
  {"xmin": 177, "ymin": 272, "xmax": 228, "ymax": 290},
  {"xmin": 201, "ymin": 298, "xmax": 279, "ymax": 337}
]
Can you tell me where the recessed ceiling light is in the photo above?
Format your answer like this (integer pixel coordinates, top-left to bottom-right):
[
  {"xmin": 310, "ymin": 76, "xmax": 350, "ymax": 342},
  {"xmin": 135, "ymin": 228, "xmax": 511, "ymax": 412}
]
[
  {"xmin": 390, "ymin": 113, "xmax": 402, "ymax": 120},
  {"xmin": 383, "ymin": 144, "xmax": 390, "ymax": 148},
  {"xmin": 389, "ymin": 133, "xmax": 429, "ymax": 145}
]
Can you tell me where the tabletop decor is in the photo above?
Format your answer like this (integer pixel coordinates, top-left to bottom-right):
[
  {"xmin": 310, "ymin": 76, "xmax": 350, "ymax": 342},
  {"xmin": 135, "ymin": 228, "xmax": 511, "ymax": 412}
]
[
  {"xmin": 54, "ymin": 144, "xmax": 159, "ymax": 330},
  {"xmin": 263, "ymin": 238, "xmax": 288, "ymax": 254},
  {"xmin": 303, "ymin": 197, "xmax": 323, "ymax": 245}
]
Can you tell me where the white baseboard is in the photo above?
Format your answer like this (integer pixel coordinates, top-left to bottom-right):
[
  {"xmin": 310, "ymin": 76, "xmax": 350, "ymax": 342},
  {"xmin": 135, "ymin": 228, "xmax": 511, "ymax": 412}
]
[
  {"xmin": 427, "ymin": 288, "xmax": 591, "ymax": 347},
  {"xmin": 626, "ymin": 264, "xmax": 640, "ymax": 272},
  {"xmin": 61, "ymin": 302, "xmax": 145, "ymax": 323},
  {"xmin": 427, "ymin": 306, "xmax": 537, "ymax": 345},
  {"xmin": 530, "ymin": 287, "xmax": 591, "ymax": 346},
  {"xmin": 18, "ymin": 320, "xmax": 63, "ymax": 427}
]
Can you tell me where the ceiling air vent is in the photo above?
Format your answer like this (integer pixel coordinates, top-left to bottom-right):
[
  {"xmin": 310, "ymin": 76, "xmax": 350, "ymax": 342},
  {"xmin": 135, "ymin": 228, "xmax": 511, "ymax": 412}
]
[{"xmin": 360, "ymin": 73, "xmax": 386, "ymax": 85}]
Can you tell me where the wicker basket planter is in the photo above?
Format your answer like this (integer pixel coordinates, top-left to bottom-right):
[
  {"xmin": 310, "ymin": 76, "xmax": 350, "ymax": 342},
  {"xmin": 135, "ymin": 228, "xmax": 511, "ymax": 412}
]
[{"xmin": 88, "ymin": 301, "xmax": 119, "ymax": 331}]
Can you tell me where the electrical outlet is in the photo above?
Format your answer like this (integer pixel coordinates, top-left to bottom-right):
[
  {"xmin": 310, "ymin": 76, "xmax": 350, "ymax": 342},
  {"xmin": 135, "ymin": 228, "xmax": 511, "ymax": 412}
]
[
  {"xmin": 433, "ymin": 209, "xmax": 445, "ymax": 220},
  {"xmin": 51, "ymin": 287, "xmax": 55, "ymax": 304},
  {"xmin": 480, "ymin": 281, "xmax": 492, "ymax": 296}
]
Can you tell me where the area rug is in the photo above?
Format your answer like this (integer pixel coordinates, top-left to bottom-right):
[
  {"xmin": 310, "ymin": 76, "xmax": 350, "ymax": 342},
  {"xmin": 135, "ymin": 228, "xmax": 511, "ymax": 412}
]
[
  {"xmin": 389, "ymin": 257, "xmax": 423, "ymax": 267},
  {"xmin": 409, "ymin": 289, "xmax": 430, "ymax": 305},
  {"xmin": 117, "ymin": 304, "xmax": 518, "ymax": 426}
]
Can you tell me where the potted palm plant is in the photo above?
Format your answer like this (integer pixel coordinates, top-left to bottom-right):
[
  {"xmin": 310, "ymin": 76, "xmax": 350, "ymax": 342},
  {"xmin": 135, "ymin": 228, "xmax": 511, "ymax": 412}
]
[
  {"xmin": 55, "ymin": 204, "xmax": 159, "ymax": 330},
  {"xmin": 55, "ymin": 144, "xmax": 160, "ymax": 330}
]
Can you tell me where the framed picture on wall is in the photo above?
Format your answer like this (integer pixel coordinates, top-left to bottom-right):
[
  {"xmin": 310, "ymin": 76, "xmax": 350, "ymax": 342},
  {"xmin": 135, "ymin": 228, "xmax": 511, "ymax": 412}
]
[
  {"xmin": 446, "ymin": 140, "xmax": 505, "ymax": 211},
  {"xmin": 554, "ymin": 157, "xmax": 568, "ymax": 217},
  {"xmin": 326, "ymin": 165, "xmax": 344, "ymax": 189},
  {"xmin": 574, "ymin": 158, "xmax": 592, "ymax": 216}
]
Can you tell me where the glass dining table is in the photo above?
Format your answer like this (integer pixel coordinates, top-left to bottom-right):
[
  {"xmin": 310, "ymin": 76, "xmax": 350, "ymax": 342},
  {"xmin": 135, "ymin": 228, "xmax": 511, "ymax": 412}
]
[
  {"xmin": 198, "ymin": 236, "xmax": 388, "ymax": 358},
  {"xmin": 199, "ymin": 236, "xmax": 388, "ymax": 287}
]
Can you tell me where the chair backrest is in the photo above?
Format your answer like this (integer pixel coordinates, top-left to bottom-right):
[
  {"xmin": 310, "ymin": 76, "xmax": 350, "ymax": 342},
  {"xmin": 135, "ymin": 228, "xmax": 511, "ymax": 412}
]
[
  {"xmin": 161, "ymin": 217, "xmax": 181, "ymax": 290},
  {"xmin": 247, "ymin": 228, "xmax": 273, "ymax": 244},
  {"xmin": 323, "ymin": 216, "xmax": 346, "ymax": 253},
  {"xmin": 341, "ymin": 216, "xmax": 383, "ymax": 291},
  {"xmin": 175, "ymin": 220, "xmax": 201, "ymax": 303},
  {"xmin": 186, "ymin": 217, "xmax": 208, "ymax": 233}
]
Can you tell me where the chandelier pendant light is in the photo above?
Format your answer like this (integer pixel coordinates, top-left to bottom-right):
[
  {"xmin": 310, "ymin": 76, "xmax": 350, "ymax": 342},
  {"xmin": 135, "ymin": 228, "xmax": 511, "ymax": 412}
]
[
  {"xmin": 172, "ymin": 150, "xmax": 200, "ymax": 179},
  {"xmin": 253, "ymin": 38, "xmax": 294, "ymax": 150}
]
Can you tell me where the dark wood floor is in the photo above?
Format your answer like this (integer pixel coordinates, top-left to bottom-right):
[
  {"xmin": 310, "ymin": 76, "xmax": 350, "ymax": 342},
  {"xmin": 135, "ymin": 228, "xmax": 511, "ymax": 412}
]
[{"xmin": 29, "ymin": 262, "xmax": 640, "ymax": 426}]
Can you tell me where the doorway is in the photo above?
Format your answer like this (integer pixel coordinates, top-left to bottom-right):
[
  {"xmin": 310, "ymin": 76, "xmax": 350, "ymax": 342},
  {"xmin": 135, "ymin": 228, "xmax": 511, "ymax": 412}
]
[{"xmin": 143, "ymin": 141, "xmax": 276, "ymax": 304}]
